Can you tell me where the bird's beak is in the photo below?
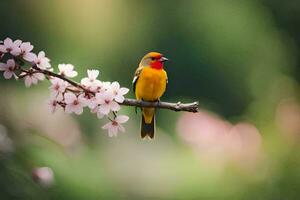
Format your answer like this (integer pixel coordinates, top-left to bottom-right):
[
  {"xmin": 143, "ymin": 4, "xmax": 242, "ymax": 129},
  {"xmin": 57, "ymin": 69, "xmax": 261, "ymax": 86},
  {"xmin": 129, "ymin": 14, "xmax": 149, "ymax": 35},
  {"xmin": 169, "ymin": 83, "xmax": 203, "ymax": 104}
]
[{"xmin": 160, "ymin": 57, "xmax": 169, "ymax": 63}]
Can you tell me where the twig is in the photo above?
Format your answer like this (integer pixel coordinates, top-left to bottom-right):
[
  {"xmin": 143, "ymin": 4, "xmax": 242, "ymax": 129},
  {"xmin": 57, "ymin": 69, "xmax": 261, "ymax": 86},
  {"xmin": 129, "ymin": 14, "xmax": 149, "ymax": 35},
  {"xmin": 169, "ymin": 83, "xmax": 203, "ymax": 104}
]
[
  {"xmin": 121, "ymin": 99, "xmax": 199, "ymax": 113},
  {"xmin": 25, "ymin": 65, "xmax": 199, "ymax": 113},
  {"xmin": 32, "ymin": 65, "xmax": 88, "ymax": 92}
]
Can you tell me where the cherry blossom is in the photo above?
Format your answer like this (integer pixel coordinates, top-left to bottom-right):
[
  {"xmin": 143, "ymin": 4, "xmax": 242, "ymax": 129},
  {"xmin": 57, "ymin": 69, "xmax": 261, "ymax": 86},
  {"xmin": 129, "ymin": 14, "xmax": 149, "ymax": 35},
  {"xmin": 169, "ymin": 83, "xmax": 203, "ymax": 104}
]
[
  {"xmin": 102, "ymin": 115, "xmax": 129, "ymax": 137},
  {"xmin": 19, "ymin": 42, "xmax": 36, "ymax": 62},
  {"xmin": 96, "ymin": 110, "xmax": 104, "ymax": 119},
  {"xmin": 33, "ymin": 51, "xmax": 51, "ymax": 70},
  {"xmin": 0, "ymin": 38, "xmax": 21, "ymax": 55},
  {"xmin": 81, "ymin": 69, "xmax": 102, "ymax": 92},
  {"xmin": 87, "ymin": 104, "xmax": 104, "ymax": 119},
  {"xmin": 102, "ymin": 81, "xmax": 112, "ymax": 91},
  {"xmin": 64, "ymin": 93, "xmax": 86, "ymax": 115},
  {"xmin": 83, "ymin": 95, "xmax": 98, "ymax": 110},
  {"xmin": 49, "ymin": 78, "xmax": 68, "ymax": 98},
  {"xmin": 58, "ymin": 64, "xmax": 78, "ymax": 78},
  {"xmin": 48, "ymin": 97, "xmax": 59, "ymax": 113},
  {"xmin": 0, "ymin": 59, "xmax": 16, "ymax": 79},
  {"xmin": 110, "ymin": 81, "xmax": 129, "ymax": 103},
  {"xmin": 24, "ymin": 72, "xmax": 45, "ymax": 87},
  {"xmin": 96, "ymin": 91, "xmax": 120, "ymax": 115},
  {"xmin": 0, "ymin": 37, "xmax": 131, "ymax": 137}
]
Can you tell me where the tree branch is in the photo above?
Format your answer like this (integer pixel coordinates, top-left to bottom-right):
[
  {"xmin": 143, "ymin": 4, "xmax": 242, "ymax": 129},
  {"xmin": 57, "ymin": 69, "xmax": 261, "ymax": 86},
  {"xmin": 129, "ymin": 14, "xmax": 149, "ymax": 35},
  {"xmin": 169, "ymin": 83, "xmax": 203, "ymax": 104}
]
[
  {"xmin": 26, "ymin": 65, "xmax": 199, "ymax": 113},
  {"xmin": 121, "ymin": 99, "xmax": 199, "ymax": 112}
]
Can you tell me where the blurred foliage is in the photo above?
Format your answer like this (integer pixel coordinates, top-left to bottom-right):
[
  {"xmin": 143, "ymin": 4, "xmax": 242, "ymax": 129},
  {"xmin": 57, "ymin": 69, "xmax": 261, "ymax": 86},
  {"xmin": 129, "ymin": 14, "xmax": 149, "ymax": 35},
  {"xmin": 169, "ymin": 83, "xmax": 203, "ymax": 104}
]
[{"xmin": 1, "ymin": 0, "xmax": 300, "ymax": 199}]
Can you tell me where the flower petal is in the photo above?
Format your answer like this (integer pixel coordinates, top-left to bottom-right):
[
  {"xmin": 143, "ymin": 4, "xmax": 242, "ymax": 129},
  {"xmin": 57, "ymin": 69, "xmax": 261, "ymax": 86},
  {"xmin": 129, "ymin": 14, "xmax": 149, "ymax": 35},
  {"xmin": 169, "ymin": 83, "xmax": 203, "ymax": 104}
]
[
  {"xmin": 38, "ymin": 51, "xmax": 45, "ymax": 58},
  {"xmin": 119, "ymin": 87, "xmax": 129, "ymax": 95},
  {"xmin": 34, "ymin": 73, "xmax": 45, "ymax": 81},
  {"xmin": 3, "ymin": 71, "xmax": 13, "ymax": 79},
  {"xmin": 116, "ymin": 115, "xmax": 129, "ymax": 123},
  {"xmin": 118, "ymin": 124, "xmax": 125, "ymax": 132},
  {"xmin": 110, "ymin": 81, "xmax": 120, "ymax": 90},
  {"xmin": 108, "ymin": 126, "xmax": 119, "ymax": 137},
  {"xmin": 97, "ymin": 111, "xmax": 104, "ymax": 119},
  {"xmin": 110, "ymin": 101, "xmax": 120, "ymax": 111},
  {"xmin": 74, "ymin": 106, "xmax": 83, "ymax": 115},
  {"xmin": 24, "ymin": 76, "xmax": 32, "ymax": 87},
  {"xmin": 14, "ymin": 39, "xmax": 22, "ymax": 46},
  {"xmin": 6, "ymin": 59, "xmax": 15, "ymax": 67},
  {"xmin": 11, "ymin": 48, "xmax": 21, "ymax": 56},
  {"xmin": 64, "ymin": 93, "xmax": 76, "ymax": 104},
  {"xmin": 114, "ymin": 95, "xmax": 124, "ymax": 103},
  {"xmin": 102, "ymin": 122, "xmax": 112, "ymax": 130},
  {"xmin": 99, "ymin": 104, "xmax": 110, "ymax": 115},
  {"xmin": 66, "ymin": 70, "xmax": 78, "ymax": 78},
  {"xmin": 3, "ymin": 38, "xmax": 13, "ymax": 47},
  {"xmin": 0, "ymin": 63, "xmax": 7, "ymax": 71},
  {"xmin": 23, "ymin": 52, "xmax": 36, "ymax": 62},
  {"xmin": 87, "ymin": 69, "xmax": 99, "ymax": 80},
  {"xmin": 65, "ymin": 104, "xmax": 74, "ymax": 114},
  {"xmin": 21, "ymin": 42, "xmax": 33, "ymax": 52},
  {"xmin": 81, "ymin": 77, "xmax": 90, "ymax": 86}
]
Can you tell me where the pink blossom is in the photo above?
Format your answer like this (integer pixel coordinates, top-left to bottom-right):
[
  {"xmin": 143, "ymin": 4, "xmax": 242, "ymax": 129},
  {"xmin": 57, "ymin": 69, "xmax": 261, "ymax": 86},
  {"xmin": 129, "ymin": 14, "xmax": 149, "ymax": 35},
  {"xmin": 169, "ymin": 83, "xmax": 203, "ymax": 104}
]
[
  {"xmin": 96, "ymin": 91, "xmax": 120, "ymax": 115},
  {"xmin": 47, "ymin": 97, "xmax": 59, "ymax": 113},
  {"xmin": 0, "ymin": 38, "xmax": 22, "ymax": 55},
  {"xmin": 81, "ymin": 69, "xmax": 102, "ymax": 92},
  {"xmin": 58, "ymin": 64, "xmax": 78, "ymax": 78},
  {"xmin": 110, "ymin": 81, "xmax": 129, "ymax": 103},
  {"xmin": 83, "ymin": 95, "xmax": 98, "ymax": 109},
  {"xmin": 102, "ymin": 115, "xmax": 129, "ymax": 137},
  {"xmin": 24, "ymin": 72, "xmax": 45, "ymax": 87},
  {"xmin": 64, "ymin": 93, "xmax": 86, "ymax": 115},
  {"xmin": 0, "ymin": 59, "xmax": 16, "ymax": 79},
  {"xmin": 88, "ymin": 104, "xmax": 104, "ymax": 119},
  {"xmin": 49, "ymin": 78, "xmax": 68, "ymax": 97},
  {"xmin": 102, "ymin": 81, "xmax": 112, "ymax": 91},
  {"xmin": 33, "ymin": 51, "xmax": 51, "ymax": 70},
  {"xmin": 19, "ymin": 42, "xmax": 36, "ymax": 62}
]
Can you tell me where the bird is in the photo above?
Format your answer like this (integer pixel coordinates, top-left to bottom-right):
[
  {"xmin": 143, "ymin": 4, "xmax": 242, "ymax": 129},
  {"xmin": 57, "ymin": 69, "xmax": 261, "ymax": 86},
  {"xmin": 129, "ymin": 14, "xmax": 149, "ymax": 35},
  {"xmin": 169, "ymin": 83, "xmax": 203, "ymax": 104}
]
[{"xmin": 133, "ymin": 52, "xmax": 169, "ymax": 139}]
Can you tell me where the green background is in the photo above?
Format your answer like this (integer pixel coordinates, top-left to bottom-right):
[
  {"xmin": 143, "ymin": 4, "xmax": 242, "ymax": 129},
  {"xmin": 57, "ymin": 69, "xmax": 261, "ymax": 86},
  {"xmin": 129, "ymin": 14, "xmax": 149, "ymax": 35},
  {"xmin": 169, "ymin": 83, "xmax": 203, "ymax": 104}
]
[{"xmin": 1, "ymin": 0, "xmax": 300, "ymax": 199}]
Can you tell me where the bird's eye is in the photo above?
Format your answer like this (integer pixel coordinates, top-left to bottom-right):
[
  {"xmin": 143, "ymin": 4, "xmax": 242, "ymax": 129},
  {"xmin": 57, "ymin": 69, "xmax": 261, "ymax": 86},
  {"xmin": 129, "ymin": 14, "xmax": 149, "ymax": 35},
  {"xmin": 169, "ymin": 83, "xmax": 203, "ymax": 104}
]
[{"xmin": 151, "ymin": 57, "xmax": 156, "ymax": 61}]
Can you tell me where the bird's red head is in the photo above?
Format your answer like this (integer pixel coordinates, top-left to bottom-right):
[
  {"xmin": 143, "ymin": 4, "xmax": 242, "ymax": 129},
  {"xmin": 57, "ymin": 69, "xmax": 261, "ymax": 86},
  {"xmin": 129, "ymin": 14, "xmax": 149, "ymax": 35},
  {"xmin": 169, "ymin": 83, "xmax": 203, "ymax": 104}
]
[{"xmin": 140, "ymin": 52, "xmax": 169, "ymax": 70}]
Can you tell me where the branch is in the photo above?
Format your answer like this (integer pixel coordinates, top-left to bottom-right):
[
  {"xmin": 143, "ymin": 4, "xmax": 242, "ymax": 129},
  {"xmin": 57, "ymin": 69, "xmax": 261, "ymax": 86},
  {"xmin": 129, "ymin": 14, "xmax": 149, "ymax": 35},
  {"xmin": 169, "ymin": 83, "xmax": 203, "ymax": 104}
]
[
  {"xmin": 121, "ymin": 99, "xmax": 199, "ymax": 112},
  {"xmin": 32, "ymin": 65, "xmax": 87, "ymax": 91},
  {"xmin": 25, "ymin": 65, "xmax": 199, "ymax": 113}
]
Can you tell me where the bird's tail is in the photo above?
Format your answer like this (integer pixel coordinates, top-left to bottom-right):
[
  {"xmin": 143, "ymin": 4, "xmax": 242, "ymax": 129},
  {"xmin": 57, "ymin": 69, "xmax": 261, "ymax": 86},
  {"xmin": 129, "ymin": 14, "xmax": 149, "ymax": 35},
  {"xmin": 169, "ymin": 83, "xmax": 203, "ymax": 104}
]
[{"xmin": 141, "ymin": 108, "xmax": 155, "ymax": 139}]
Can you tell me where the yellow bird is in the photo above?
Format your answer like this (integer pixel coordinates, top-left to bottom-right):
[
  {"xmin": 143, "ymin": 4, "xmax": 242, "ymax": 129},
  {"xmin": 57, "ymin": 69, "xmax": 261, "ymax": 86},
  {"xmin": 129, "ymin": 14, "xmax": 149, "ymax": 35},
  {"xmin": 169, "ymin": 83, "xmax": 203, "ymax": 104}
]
[{"xmin": 133, "ymin": 52, "xmax": 169, "ymax": 139}]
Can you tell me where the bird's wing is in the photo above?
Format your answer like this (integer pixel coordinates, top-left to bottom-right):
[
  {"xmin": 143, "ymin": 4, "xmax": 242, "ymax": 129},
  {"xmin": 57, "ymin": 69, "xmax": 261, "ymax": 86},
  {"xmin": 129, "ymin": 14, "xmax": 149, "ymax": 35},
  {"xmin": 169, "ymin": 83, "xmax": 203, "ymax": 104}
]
[
  {"xmin": 132, "ymin": 66, "xmax": 143, "ymax": 93},
  {"xmin": 164, "ymin": 69, "xmax": 168, "ymax": 84}
]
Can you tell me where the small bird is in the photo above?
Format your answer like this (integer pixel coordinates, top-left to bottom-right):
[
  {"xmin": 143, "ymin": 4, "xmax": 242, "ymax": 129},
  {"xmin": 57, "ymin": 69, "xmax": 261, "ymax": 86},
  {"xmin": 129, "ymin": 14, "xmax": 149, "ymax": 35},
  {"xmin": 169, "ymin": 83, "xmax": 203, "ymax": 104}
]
[{"xmin": 133, "ymin": 52, "xmax": 169, "ymax": 139}]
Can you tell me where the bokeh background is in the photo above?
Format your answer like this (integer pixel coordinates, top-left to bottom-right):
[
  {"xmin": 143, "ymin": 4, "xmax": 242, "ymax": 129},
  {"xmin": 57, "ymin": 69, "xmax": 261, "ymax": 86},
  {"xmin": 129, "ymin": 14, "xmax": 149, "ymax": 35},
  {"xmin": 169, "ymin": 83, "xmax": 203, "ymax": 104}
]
[{"xmin": 1, "ymin": 0, "xmax": 300, "ymax": 199}]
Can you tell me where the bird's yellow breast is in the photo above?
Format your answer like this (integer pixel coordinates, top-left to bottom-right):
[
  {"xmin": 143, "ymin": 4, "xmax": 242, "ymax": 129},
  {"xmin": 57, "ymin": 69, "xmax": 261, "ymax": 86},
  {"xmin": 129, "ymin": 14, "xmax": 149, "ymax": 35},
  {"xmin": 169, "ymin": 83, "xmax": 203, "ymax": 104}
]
[{"xmin": 135, "ymin": 67, "xmax": 167, "ymax": 101}]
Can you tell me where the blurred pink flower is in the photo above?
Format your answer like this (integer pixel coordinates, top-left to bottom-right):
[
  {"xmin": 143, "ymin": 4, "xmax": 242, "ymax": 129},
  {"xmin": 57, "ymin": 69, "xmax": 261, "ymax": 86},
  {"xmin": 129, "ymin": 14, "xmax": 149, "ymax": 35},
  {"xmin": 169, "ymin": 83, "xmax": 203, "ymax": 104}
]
[
  {"xmin": 276, "ymin": 99, "xmax": 300, "ymax": 141},
  {"xmin": 177, "ymin": 111, "xmax": 262, "ymax": 168},
  {"xmin": 32, "ymin": 167, "xmax": 54, "ymax": 187}
]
